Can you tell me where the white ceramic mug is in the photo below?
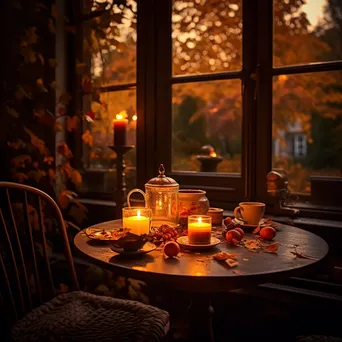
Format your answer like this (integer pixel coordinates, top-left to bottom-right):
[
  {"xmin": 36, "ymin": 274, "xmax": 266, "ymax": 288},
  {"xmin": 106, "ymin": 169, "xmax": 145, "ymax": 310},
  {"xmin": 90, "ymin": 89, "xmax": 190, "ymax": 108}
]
[{"xmin": 233, "ymin": 202, "xmax": 265, "ymax": 225}]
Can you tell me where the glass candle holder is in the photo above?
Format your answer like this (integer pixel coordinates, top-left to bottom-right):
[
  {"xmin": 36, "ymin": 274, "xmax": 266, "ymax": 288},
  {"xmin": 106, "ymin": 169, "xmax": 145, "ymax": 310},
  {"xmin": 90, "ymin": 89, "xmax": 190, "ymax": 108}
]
[
  {"xmin": 122, "ymin": 207, "xmax": 152, "ymax": 235},
  {"xmin": 188, "ymin": 215, "xmax": 212, "ymax": 245}
]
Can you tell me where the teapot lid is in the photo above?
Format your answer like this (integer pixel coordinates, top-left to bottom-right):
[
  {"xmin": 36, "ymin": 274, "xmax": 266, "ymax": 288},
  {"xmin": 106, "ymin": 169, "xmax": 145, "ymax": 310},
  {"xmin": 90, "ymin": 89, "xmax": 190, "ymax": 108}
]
[{"xmin": 146, "ymin": 164, "xmax": 179, "ymax": 187}]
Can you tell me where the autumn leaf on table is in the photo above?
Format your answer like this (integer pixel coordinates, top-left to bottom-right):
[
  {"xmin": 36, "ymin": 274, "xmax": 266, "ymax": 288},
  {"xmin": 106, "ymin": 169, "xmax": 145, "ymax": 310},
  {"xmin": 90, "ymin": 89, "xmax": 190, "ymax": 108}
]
[
  {"xmin": 213, "ymin": 252, "xmax": 238, "ymax": 261},
  {"xmin": 263, "ymin": 242, "xmax": 279, "ymax": 254},
  {"xmin": 243, "ymin": 239, "xmax": 260, "ymax": 251},
  {"xmin": 225, "ymin": 258, "xmax": 238, "ymax": 268},
  {"xmin": 253, "ymin": 224, "xmax": 261, "ymax": 234}
]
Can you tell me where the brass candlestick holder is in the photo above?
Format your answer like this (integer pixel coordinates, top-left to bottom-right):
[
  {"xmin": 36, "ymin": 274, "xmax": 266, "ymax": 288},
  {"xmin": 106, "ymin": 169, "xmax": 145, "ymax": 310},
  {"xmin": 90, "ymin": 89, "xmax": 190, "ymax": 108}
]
[{"xmin": 109, "ymin": 145, "xmax": 134, "ymax": 219}]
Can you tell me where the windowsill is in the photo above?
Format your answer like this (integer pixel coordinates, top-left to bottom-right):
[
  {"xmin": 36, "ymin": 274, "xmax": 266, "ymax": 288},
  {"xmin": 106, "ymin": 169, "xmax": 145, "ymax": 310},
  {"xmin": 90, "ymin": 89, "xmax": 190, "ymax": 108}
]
[{"xmin": 223, "ymin": 210, "xmax": 341, "ymax": 230}]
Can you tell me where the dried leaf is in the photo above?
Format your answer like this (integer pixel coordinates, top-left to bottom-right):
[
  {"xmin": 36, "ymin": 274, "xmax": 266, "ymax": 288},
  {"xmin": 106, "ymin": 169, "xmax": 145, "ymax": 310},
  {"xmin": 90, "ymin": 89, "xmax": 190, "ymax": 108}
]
[
  {"xmin": 225, "ymin": 259, "xmax": 238, "ymax": 268},
  {"xmin": 243, "ymin": 239, "xmax": 260, "ymax": 250},
  {"xmin": 290, "ymin": 251, "xmax": 317, "ymax": 260},
  {"xmin": 232, "ymin": 269, "xmax": 244, "ymax": 275},
  {"xmin": 263, "ymin": 242, "xmax": 279, "ymax": 254},
  {"xmin": 231, "ymin": 238, "xmax": 239, "ymax": 246},
  {"xmin": 253, "ymin": 224, "xmax": 261, "ymax": 234},
  {"xmin": 213, "ymin": 252, "xmax": 238, "ymax": 261}
]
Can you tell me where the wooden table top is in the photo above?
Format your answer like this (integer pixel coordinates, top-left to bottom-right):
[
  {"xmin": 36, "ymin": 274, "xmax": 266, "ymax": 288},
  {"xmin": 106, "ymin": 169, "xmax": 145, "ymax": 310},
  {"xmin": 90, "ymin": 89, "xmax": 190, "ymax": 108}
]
[{"xmin": 74, "ymin": 220, "xmax": 329, "ymax": 292}]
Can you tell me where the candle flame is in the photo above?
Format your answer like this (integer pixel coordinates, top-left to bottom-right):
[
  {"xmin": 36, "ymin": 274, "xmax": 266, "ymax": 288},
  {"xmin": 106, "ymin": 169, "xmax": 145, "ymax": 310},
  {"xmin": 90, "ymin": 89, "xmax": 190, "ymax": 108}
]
[
  {"xmin": 198, "ymin": 217, "xmax": 202, "ymax": 224},
  {"xmin": 137, "ymin": 210, "xmax": 141, "ymax": 218},
  {"xmin": 115, "ymin": 110, "xmax": 128, "ymax": 120},
  {"xmin": 132, "ymin": 114, "xmax": 137, "ymax": 121},
  {"xmin": 210, "ymin": 152, "xmax": 217, "ymax": 157}
]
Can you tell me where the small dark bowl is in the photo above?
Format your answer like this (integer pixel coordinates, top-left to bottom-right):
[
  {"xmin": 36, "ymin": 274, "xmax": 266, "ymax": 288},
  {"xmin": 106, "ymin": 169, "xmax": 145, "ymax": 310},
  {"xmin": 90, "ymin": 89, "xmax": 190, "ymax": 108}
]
[{"xmin": 111, "ymin": 232, "xmax": 148, "ymax": 252}]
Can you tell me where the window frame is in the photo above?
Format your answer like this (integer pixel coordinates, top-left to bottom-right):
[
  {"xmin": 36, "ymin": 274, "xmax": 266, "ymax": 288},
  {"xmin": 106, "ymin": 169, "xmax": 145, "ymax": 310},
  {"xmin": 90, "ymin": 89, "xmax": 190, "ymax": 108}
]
[
  {"xmin": 74, "ymin": 0, "xmax": 342, "ymax": 219},
  {"xmin": 255, "ymin": 0, "xmax": 342, "ymax": 219}
]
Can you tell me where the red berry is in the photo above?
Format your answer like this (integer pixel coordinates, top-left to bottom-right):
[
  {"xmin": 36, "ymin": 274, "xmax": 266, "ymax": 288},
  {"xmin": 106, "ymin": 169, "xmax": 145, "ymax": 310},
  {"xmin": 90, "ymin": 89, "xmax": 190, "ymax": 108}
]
[
  {"xmin": 234, "ymin": 227, "xmax": 244, "ymax": 238},
  {"xmin": 259, "ymin": 227, "xmax": 276, "ymax": 240},
  {"xmin": 225, "ymin": 229, "xmax": 242, "ymax": 243},
  {"xmin": 223, "ymin": 217, "xmax": 233, "ymax": 226},
  {"xmin": 163, "ymin": 241, "xmax": 180, "ymax": 258}
]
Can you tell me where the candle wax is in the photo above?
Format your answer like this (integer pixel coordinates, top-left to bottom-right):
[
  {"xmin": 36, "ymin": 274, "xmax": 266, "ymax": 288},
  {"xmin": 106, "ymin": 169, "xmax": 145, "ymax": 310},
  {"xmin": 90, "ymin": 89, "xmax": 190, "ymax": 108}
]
[
  {"xmin": 188, "ymin": 221, "xmax": 212, "ymax": 245},
  {"xmin": 122, "ymin": 215, "xmax": 150, "ymax": 235},
  {"xmin": 113, "ymin": 118, "xmax": 128, "ymax": 146}
]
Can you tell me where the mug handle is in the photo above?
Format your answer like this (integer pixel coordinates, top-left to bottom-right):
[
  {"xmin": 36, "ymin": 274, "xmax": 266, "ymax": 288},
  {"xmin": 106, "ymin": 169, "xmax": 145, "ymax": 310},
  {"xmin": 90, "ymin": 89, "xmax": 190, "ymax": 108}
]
[
  {"xmin": 233, "ymin": 206, "xmax": 244, "ymax": 221},
  {"xmin": 127, "ymin": 189, "xmax": 146, "ymax": 208}
]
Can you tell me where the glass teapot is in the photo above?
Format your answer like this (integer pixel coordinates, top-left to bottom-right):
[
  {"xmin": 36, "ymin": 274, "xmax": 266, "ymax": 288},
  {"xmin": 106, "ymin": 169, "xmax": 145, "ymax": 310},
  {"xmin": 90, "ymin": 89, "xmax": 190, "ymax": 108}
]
[{"xmin": 127, "ymin": 164, "xmax": 179, "ymax": 226}]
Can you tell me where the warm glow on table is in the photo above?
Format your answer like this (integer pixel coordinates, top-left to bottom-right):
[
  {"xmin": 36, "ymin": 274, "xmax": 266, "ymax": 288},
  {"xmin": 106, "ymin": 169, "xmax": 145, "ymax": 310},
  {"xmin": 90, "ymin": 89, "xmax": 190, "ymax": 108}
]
[
  {"xmin": 122, "ymin": 210, "xmax": 150, "ymax": 235},
  {"xmin": 188, "ymin": 216, "xmax": 212, "ymax": 245}
]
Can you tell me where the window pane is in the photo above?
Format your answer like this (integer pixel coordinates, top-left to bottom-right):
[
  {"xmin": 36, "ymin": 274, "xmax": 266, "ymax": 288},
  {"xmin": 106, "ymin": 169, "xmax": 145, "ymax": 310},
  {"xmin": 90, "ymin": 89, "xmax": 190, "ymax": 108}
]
[
  {"xmin": 82, "ymin": 90, "xmax": 136, "ymax": 194},
  {"xmin": 172, "ymin": 0, "xmax": 242, "ymax": 76},
  {"xmin": 274, "ymin": 0, "xmax": 342, "ymax": 66},
  {"xmin": 272, "ymin": 70, "xmax": 342, "ymax": 194},
  {"xmin": 83, "ymin": 0, "xmax": 137, "ymax": 87},
  {"xmin": 172, "ymin": 80, "xmax": 242, "ymax": 173}
]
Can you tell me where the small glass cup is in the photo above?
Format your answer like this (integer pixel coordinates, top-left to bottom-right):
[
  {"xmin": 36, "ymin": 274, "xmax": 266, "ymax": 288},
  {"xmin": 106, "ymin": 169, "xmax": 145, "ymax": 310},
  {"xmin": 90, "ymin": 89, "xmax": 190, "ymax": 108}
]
[
  {"xmin": 122, "ymin": 207, "xmax": 152, "ymax": 235},
  {"xmin": 188, "ymin": 215, "xmax": 212, "ymax": 245}
]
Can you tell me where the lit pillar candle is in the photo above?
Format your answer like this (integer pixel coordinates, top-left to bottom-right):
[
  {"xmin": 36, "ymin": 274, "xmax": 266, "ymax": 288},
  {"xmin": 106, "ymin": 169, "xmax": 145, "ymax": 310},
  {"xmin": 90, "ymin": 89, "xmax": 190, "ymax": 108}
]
[
  {"xmin": 122, "ymin": 209, "xmax": 150, "ymax": 235},
  {"xmin": 188, "ymin": 215, "xmax": 212, "ymax": 245},
  {"xmin": 113, "ymin": 112, "xmax": 128, "ymax": 146}
]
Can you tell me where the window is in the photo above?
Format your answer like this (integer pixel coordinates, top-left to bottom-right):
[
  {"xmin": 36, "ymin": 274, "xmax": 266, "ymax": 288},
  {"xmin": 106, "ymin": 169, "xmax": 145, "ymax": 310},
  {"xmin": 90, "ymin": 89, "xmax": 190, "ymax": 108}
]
[
  {"xmin": 76, "ymin": 0, "xmax": 342, "ymax": 217},
  {"xmin": 80, "ymin": 0, "xmax": 137, "ymax": 197}
]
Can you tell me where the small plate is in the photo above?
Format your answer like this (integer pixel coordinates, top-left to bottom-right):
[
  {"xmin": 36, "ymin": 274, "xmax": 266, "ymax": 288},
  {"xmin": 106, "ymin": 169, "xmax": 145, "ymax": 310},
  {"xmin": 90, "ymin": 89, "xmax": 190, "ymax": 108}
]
[
  {"xmin": 85, "ymin": 227, "xmax": 130, "ymax": 241},
  {"xmin": 232, "ymin": 218, "xmax": 261, "ymax": 228},
  {"xmin": 110, "ymin": 241, "xmax": 156, "ymax": 256},
  {"xmin": 176, "ymin": 236, "xmax": 221, "ymax": 250}
]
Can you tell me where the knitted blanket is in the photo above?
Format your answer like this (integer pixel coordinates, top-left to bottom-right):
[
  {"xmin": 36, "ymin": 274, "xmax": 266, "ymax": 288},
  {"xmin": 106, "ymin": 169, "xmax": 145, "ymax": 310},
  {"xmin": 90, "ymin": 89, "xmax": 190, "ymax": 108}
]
[{"xmin": 12, "ymin": 291, "xmax": 169, "ymax": 342}]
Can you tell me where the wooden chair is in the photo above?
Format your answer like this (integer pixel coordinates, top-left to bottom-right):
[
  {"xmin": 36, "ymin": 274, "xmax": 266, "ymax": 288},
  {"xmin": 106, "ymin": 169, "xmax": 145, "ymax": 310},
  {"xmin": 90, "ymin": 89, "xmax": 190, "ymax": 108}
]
[{"xmin": 0, "ymin": 182, "xmax": 169, "ymax": 341}]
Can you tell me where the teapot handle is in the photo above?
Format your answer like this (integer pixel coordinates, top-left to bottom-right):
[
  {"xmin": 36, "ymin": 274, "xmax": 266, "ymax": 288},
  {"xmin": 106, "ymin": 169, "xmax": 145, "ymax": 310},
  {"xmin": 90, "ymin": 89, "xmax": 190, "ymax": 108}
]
[{"xmin": 127, "ymin": 189, "xmax": 146, "ymax": 208}]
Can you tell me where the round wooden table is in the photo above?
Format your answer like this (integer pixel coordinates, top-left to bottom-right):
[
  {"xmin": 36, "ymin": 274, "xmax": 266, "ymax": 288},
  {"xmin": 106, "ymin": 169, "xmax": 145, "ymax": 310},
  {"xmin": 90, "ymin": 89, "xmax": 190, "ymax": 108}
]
[{"xmin": 74, "ymin": 220, "xmax": 328, "ymax": 342}]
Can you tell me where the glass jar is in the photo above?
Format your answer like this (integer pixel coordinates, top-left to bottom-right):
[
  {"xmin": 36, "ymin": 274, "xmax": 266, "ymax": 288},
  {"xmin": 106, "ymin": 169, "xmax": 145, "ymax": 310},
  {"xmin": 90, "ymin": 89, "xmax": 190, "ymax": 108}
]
[{"xmin": 127, "ymin": 164, "xmax": 179, "ymax": 226}]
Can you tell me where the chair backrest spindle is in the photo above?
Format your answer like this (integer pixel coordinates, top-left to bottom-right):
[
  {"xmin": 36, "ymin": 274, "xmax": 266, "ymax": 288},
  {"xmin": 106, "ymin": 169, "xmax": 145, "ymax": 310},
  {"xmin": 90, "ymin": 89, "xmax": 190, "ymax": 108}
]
[
  {"xmin": 0, "ymin": 182, "xmax": 79, "ymax": 325},
  {"xmin": 6, "ymin": 189, "xmax": 32, "ymax": 311}
]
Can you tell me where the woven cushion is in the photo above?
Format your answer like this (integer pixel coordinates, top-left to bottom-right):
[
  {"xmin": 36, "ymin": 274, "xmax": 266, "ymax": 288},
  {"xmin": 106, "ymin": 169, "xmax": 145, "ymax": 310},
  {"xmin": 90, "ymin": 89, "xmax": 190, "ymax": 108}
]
[{"xmin": 12, "ymin": 291, "xmax": 169, "ymax": 342}]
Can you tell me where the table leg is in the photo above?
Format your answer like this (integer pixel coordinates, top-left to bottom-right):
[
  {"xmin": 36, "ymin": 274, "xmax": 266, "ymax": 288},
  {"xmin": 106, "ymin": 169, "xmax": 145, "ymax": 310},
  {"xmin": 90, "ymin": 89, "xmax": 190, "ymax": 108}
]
[{"xmin": 188, "ymin": 295, "xmax": 214, "ymax": 342}]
